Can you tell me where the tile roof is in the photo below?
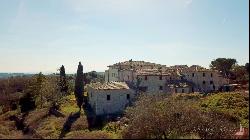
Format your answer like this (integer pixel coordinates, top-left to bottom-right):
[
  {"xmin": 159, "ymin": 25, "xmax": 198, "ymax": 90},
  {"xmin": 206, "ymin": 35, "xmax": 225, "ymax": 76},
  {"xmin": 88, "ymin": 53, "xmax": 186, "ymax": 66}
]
[
  {"xmin": 135, "ymin": 69, "xmax": 171, "ymax": 76},
  {"xmin": 108, "ymin": 60, "xmax": 165, "ymax": 67},
  {"xmin": 87, "ymin": 81, "xmax": 130, "ymax": 90}
]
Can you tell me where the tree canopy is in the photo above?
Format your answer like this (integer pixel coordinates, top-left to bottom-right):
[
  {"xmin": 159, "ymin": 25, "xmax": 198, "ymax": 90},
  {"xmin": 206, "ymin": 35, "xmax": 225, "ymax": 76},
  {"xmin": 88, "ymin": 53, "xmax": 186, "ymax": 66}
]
[{"xmin": 210, "ymin": 58, "xmax": 237, "ymax": 78}]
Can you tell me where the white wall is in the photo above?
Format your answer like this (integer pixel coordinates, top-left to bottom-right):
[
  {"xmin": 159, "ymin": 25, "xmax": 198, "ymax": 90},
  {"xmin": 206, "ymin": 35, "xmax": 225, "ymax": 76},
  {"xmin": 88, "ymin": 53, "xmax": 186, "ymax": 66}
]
[
  {"xmin": 136, "ymin": 75, "xmax": 167, "ymax": 94},
  {"xmin": 184, "ymin": 71, "xmax": 228, "ymax": 92},
  {"xmin": 87, "ymin": 88, "xmax": 135, "ymax": 116},
  {"xmin": 118, "ymin": 70, "xmax": 135, "ymax": 82},
  {"xmin": 105, "ymin": 68, "xmax": 120, "ymax": 82}
]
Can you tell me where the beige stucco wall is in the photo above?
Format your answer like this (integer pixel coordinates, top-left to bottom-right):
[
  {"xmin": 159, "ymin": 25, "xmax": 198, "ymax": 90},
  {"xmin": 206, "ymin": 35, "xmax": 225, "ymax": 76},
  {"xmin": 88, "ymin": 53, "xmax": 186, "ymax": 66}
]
[
  {"xmin": 135, "ymin": 75, "xmax": 167, "ymax": 94},
  {"xmin": 166, "ymin": 87, "xmax": 191, "ymax": 93},
  {"xmin": 183, "ymin": 71, "xmax": 228, "ymax": 92},
  {"xmin": 87, "ymin": 87, "xmax": 136, "ymax": 116},
  {"xmin": 118, "ymin": 70, "xmax": 135, "ymax": 82},
  {"xmin": 105, "ymin": 68, "xmax": 120, "ymax": 82}
]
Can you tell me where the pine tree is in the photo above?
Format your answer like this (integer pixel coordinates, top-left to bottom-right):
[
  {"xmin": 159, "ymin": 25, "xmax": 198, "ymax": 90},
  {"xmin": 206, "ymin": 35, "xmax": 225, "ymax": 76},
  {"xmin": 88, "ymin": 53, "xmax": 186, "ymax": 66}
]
[
  {"xmin": 59, "ymin": 65, "xmax": 68, "ymax": 95},
  {"xmin": 74, "ymin": 62, "xmax": 84, "ymax": 111}
]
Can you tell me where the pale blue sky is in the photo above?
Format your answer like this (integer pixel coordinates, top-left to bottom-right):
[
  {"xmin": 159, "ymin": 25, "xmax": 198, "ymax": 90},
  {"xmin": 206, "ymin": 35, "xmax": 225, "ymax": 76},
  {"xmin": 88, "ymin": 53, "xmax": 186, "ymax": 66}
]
[{"xmin": 0, "ymin": 0, "xmax": 249, "ymax": 73}]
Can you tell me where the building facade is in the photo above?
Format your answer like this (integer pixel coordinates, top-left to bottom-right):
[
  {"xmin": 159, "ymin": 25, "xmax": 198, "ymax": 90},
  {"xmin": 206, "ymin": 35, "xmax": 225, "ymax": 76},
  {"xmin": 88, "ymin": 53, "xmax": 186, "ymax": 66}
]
[
  {"xmin": 104, "ymin": 60, "xmax": 229, "ymax": 94},
  {"xmin": 183, "ymin": 70, "xmax": 228, "ymax": 92},
  {"xmin": 86, "ymin": 82, "xmax": 136, "ymax": 116}
]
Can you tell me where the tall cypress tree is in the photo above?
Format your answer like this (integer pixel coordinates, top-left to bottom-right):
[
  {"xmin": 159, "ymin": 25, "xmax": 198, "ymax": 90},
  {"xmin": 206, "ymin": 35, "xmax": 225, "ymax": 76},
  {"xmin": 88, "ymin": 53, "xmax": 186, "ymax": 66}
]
[
  {"xmin": 59, "ymin": 65, "xmax": 68, "ymax": 95},
  {"xmin": 74, "ymin": 62, "xmax": 84, "ymax": 111}
]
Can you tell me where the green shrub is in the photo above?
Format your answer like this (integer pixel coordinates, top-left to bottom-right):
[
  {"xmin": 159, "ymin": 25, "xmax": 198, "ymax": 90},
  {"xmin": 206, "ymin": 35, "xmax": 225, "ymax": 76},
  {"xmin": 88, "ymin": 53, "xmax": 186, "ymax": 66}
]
[{"xmin": 199, "ymin": 92, "xmax": 249, "ymax": 127}]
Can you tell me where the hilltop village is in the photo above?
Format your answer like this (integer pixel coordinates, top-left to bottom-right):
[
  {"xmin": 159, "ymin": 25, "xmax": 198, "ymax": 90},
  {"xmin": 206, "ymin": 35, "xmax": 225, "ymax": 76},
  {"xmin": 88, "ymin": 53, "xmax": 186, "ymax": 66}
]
[
  {"xmin": 0, "ymin": 59, "xmax": 248, "ymax": 139},
  {"xmin": 86, "ymin": 60, "xmax": 229, "ymax": 116}
]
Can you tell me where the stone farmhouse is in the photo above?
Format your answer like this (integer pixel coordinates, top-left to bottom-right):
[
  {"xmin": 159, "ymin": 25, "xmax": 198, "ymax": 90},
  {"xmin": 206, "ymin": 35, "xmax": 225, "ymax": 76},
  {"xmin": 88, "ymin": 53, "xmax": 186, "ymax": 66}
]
[
  {"xmin": 104, "ymin": 60, "xmax": 229, "ymax": 94},
  {"xmin": 182, "ymin": 67, "xmax": 228, "ymax": 93},
  {"xmin": 86, "ymin": 81, "xmax": 135, "ymax": 116},
  {"xmin": 86, "ymin": 60, "xmax": 228, "ymax": 115}
]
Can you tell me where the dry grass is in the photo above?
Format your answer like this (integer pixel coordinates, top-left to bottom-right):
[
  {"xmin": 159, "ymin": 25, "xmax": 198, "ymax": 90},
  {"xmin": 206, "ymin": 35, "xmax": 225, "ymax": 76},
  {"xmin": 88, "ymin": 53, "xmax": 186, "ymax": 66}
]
[
  {"xmin": 0, "ymin": 116, "xmax": 23, "ymax": 139},
  {"xmin": 35, "ymin": 116, "xmax": 66, "ymax": 139},
  {"xmin": 64, "ymin": 130, "xmax": 112, "ymax": 139},
  {"xmin": 70, "ymin": 115, "xmax": 89, "ymax": 131}
]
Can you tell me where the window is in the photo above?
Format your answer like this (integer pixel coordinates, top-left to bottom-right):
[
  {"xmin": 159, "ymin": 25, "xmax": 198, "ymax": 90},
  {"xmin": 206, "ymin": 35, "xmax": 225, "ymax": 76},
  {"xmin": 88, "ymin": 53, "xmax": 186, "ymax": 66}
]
[
  {"xmin": 107, "ymin": 95, "xmax": 110, "ymax": 101},
  {"xmin": 175, "ymin": 89, "xmax": 178, "ymax": 93},
  {"xmin": 159, "ymin": 76, "xmax": 162, "ymax": 80},
  {"xmin": 170, "ymin": 77, "xmax": 172, "ymax": 80},
  {"xmin": 192, "ymin": 73, "xmax": 195, "ymax": 77},
  {"xmin": 182, "ymin": 89, "xmax": 185, "ymax": 93},
  {"xmin": 211, "ymin": 73, "xmax": 213, "ymax": 77},
  {"xmin": 127, "ymin": 94, "xmax": 130, "ymax": 99},
  {"xmin": 127, "ymin": 75, "xmax": 129, "ymax": 80},
  {"xmin": 91, "ymin": 92, "xmax": 93, "ymax": 97},
  {"xmin": 210, "ymin": 81, "xmax": 213, "ymax": 85},
  {"xmin": 203, "ymin": 73, "xmax": 205, "ymax": 77},
  {"xmin": 203, "ymin": 81, "xmax": 206, "ymax": 85},
  {"xmin": 192, "ymin": 87, "xmax": 194, "ymax": 92},
  {"xmin": 145, "ymin": 76, "xmax": 148, "ymax": 80},
  {"xmin": 159, "ymin": 86, "xmax": 163, "ymax": 90},
  {"xmin": 139, "ymin": 86, "xmax": 148, "ymax": 92}
]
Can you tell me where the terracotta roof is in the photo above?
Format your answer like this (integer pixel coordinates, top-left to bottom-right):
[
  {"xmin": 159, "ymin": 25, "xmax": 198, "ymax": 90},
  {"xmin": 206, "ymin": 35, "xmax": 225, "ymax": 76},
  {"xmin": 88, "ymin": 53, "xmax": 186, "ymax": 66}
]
[
  {"xmin": 185, "ymin": 69, "xmax": 218, "ymax": 72},
  {"xmin": 108, "ymin": 60, "xmax": 165, "ymax": 68},
  {"xmin": 87, "ymin": 82, "xmax": 130, "ymax": 90},
  {"xmin": 135, "ymin": 69, "xmax": 171, "ymax": 76}
]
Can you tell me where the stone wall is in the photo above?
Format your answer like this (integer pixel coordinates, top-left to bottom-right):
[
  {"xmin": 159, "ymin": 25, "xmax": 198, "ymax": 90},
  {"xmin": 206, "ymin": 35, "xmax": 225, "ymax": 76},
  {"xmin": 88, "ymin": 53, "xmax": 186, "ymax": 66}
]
[
  {"xmin": 183, "ymin": 71, "xmax": 228, "ymax": 92},
  {"xmin": 136, "ymin": 75, "xmax": 167, "ymax": 94},
  {"xmin": 87, "ymin": 88, "xmax": 135, "ymax": 116},
  {"xmin": 105, "ymin": 68, "xmax": 119, "ymax": 82},
  {"xmin": 118, "ymin": 70, "xmax": 135, "ymax": 82}
]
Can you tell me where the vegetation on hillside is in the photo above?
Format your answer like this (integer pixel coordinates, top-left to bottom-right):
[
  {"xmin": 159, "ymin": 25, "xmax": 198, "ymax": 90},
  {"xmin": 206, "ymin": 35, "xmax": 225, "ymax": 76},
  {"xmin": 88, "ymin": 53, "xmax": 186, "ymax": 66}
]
[
  {"xmin": 199, "ymin": 92, "xmax": 249, "ymax": 128},
  {"xmin": 120, "ymin": 94, "xmax": 238, "ymax": 139},
  {"xmin": 0, "ymin": 58, "xmax": 249, "ymax": 139}
]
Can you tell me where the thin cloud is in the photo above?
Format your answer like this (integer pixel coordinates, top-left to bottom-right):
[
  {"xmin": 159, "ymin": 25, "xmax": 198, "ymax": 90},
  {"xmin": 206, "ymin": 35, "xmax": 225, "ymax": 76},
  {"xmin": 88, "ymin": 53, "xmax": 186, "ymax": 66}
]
[
  {"xmin": 8, "ymin": 0, "xmax": 27, "ymax": 33},
  {"xmin": 184, "ymin": 0, "xmax": 193, "ymax": 7},
  {"xmin": 222, "ymin": 17, "xmax": 227, "ymax": 24}
]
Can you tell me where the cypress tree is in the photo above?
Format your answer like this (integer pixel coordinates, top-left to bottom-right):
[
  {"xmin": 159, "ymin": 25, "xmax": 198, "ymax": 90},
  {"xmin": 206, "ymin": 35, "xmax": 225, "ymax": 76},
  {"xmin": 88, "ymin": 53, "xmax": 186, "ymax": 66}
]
[
  {"xmin": 59, "ymin": 65, "xmax": 68, "ymax": 94},
  {"xmin": 74, "ymin": 62, "xmax": 84, "ymax": 111}
]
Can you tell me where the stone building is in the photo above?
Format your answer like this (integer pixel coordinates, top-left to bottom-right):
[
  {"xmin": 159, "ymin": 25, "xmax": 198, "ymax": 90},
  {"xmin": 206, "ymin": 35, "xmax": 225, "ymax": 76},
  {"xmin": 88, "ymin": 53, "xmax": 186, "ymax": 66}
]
[
  {"xmin": 105, "ymin": 60, "xmax": 166, "ymax": 82},
  {"xmin": 134, "ymin": 69, "xmax": 181, "ymax": 94},
  {"xmin": 166, "ymin": 81, "xmax": 193, "ymax": 93},
  {"xmin": 104, "ymin": 60, "xmax": 228, "ymax": 94},
  {"xmin": 182, "ymin": 69, "xmax": 228, "ymax": 93},
  {"xmin": 86, "ymin": 82, "xmax": 136, "ymax": 116}
]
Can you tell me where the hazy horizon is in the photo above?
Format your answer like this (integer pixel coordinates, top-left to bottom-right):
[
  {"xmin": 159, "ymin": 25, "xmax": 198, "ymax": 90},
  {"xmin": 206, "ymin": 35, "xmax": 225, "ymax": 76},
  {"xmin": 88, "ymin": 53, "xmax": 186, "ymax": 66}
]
[{"xmin": 0, "ymin": 0, "xmax": 249, "ymax": 73}]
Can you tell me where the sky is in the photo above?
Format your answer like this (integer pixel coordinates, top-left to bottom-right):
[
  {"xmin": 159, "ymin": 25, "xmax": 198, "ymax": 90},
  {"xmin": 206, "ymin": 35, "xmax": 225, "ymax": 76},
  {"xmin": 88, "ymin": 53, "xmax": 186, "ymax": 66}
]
[{"xmin": 0, "ymin": 0, "xmax": 249, "ymax": 73}]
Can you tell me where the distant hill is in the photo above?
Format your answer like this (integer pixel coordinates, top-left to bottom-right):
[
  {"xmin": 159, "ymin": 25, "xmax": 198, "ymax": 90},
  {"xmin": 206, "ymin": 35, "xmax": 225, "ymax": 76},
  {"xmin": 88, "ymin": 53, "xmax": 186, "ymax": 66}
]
[{"xmin": 0, "ymin": 73, "xmax": 34, "ymax": 79}]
